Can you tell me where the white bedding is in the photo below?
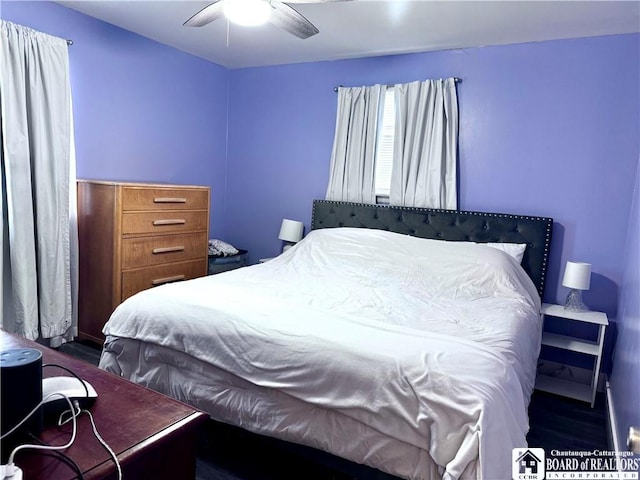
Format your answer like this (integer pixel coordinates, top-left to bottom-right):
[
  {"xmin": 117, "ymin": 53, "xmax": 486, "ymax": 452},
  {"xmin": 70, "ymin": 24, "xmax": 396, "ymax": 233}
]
[{"xmin": 100, "ymin": 228, "xmax": 542, "ymax": 480}]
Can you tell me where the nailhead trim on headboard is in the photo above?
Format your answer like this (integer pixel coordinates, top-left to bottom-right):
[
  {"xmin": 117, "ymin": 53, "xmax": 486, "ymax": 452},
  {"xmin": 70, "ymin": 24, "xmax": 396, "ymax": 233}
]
[{"xmin": 311, "ymin": 200, "xmax": 553, "ymax": 297}]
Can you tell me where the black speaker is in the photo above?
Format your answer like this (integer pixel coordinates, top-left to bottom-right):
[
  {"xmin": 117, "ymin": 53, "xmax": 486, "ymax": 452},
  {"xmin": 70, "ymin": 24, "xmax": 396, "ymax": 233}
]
[{"xmin": 1, "ymin": 347, "xmax": 43, "ymax": 462}]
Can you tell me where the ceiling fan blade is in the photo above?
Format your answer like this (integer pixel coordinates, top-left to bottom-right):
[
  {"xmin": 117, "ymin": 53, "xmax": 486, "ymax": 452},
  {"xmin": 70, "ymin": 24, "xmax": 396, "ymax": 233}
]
[
  {"xmin": 184, "ymin": 1, "xmax": 224, "ymax": 27},
  {"xmin": 270, "ymin": 2, "xmax": 320, "ymax": 39}
]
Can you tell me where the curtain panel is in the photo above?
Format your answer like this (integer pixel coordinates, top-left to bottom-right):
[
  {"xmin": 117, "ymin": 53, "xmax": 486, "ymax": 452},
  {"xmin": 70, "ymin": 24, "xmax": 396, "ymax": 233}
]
[
  {"xmin": 325, "ymin": 85, "xmax": 384, "ymax": 204},
  {"xmin": 1, "ymin": 20, "xmax": 78, "ymax": 345},
  {"xmin": 390, "ymin": 78, "xmax": 458, "ymax": 209}
]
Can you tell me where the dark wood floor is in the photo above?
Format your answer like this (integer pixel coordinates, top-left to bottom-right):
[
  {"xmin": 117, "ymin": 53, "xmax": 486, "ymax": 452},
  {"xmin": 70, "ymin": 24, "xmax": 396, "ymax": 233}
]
[
  {"xmin": 58, "ymin": 341, "xmax": 608, "ymax": 480},
  {"xmin": 528, "ymin": 389, "xmax": 608, "ymax": 451}
]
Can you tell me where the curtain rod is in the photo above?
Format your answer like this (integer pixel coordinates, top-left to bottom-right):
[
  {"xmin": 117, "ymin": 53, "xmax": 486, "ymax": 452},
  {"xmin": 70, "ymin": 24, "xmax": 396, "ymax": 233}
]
[
  {"xmin": 333, "ymin": 77, "xmax": 461, "ymax": 92},
  {"xmin": 67, "ymin": 39, "xmax": 73, "ymax": 46}
]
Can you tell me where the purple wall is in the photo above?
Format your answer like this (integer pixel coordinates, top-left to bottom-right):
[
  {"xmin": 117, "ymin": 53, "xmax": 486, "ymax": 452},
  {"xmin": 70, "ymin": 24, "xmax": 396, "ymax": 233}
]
[
  {"xmin": 226, "ymin": 35, "xmax": 640, "ymax": 317},
  {"xmin": 4, "ymin": 2, "xmax": 635, "ymax": 319},
  {"xmin": 1, "ymin": 1, "xmax": 230, "ymax": 237},
  {"xmin": 609, "ymin": 159, "xmax": 640, "ymax": 449},
  {"xmin": 3, "ymin": 1, "xmax": 638, "ymax": 420}
]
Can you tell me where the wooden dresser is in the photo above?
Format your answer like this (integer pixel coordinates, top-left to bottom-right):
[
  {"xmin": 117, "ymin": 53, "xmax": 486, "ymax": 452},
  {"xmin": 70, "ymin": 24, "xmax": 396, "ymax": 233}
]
[{"xmin": 77, "ymin": 180, "xmax": 210, "ymax": 344}]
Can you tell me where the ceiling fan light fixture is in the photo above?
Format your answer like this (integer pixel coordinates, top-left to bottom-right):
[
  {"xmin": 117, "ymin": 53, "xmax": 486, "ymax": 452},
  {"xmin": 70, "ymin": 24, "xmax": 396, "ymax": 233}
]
[{"xmin": 223, "ymin": 0, "xmax": 272, "ymax": 27}]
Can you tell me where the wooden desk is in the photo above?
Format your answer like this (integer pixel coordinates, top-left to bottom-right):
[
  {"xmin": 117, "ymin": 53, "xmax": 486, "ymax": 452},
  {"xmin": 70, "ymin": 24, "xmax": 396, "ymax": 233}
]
[{"xmin": 0, "ymin": 331, "xmax": 207, "ymax": 480}]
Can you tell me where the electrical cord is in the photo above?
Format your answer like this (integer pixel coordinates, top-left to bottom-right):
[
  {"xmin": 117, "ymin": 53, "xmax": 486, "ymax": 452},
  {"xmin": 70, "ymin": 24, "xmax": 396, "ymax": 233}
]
[
  {"xmin": 19, "ymin": 407, "xmax": 120, "ymax": 480},
  {"xmin": 82, "ymin": 409, "xmax": 122, "ymax": 480},
  {"xmin": 26, "ymin": 433, "xmax": 85, "ymax": 480},
  {"xmin": 0, "ymin": 392, "xmax": 74, "ymax": 441},
  {"xmin": 2, "ymin": 366, "xmax": 120, "ymax": 479},
  {"xmin": 58, "ymin": 406, "xmax": 121, "ymax": 479},
  {"xmin": 3, "ymin": 393, "xmax": 77, "ymax": 467},
  {"xmin": 55, "ymin": 406, "xmax": 122, "ymax": 479},
  {"xmin": 537, "ymin": 362, "xmax": 574, "ymax": 378}
]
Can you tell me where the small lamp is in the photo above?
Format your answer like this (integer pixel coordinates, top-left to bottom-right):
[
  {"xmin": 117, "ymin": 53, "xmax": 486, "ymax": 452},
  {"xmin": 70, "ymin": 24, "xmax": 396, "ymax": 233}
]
[
  {"xmin": 562, "ymin": 261, "xmax": 591, "ymax": 311},
  {"xmin": 278, "ymin": 219, "xmax": 304, "ymax": 252}
]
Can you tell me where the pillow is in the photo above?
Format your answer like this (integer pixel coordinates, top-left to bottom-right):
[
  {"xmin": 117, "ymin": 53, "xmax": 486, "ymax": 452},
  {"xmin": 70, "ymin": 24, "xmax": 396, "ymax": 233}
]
[
  {"xmin": 453, "ymin": 241, "xmax": 526, "ymax": 263},
  {"xmin": 208, "ymin": 239, "xmax": 239, "ymax": 257},
  {"xmin": 484, "ymin": 242, "xmax": 527, "ymax": 264}
]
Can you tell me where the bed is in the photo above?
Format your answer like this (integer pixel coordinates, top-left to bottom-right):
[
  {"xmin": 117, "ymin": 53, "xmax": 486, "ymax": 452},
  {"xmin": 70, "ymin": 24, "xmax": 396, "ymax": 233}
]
[{"xmin": 99, "ymin": 200, "xmax": 553, "ymax": 480}]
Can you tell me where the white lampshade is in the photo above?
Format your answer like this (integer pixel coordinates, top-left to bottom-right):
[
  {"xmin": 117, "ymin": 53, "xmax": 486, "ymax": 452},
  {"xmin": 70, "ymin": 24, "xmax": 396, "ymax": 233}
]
[
  {"xmin": 562, "ymin": 261, "xmax": 591, "ymax": 291},
  {"xmin": 223, "ymin": 0, "xmax": 271, "ymax": 26},
  {"xmin": 278, "ymin": 219, "xmax": 304, "ymax": 243}
]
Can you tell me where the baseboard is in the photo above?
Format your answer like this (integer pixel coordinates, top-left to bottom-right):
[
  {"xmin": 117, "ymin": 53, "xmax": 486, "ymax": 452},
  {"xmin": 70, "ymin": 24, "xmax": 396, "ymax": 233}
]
[
  {"xmin": 605, "ymin": 380, "xmax": 618, "ymax": 450},
  {"xmin": 605, "ymin": 380, "xmax": 623, "ymax": 472}
]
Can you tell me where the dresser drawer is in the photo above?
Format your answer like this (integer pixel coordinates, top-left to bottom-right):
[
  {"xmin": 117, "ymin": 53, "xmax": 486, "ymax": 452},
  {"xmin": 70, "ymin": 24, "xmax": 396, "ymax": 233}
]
[
  {"xmin": 122, "ymin": 211, "xmax": 208, "ymax": 236},
  {"xmin": 121, "ymin": 187, "xmax": 209, "ymax": 211},
  {"xmin": 121, "ymin": 259, "xmax": 206, "ymax": 300},
  {"xmin": 122, "ymin": 232, "xmax": 207, "ymax": 269}
]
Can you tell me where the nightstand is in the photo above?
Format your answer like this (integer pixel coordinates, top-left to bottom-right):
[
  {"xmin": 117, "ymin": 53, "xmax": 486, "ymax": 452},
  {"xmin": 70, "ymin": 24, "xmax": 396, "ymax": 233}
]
[
  {"xmin": 535, "ymin": 303, "xmax": 608, "ymax": 407},
  {"xmin": 208, "ymin": 249, "xmax": 248, "ymax": 274}
]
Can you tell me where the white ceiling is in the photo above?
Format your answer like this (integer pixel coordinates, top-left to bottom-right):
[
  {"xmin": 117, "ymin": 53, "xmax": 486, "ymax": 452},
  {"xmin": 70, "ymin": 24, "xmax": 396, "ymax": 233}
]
[{"xmin": 56, "ymin": 0, "xmax": 640, "ymax": 69}]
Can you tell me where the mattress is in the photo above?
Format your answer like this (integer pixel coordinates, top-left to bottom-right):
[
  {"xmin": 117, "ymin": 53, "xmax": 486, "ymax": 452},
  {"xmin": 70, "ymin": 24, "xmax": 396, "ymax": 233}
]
[{"xmin": 99, "ymin": 227, "xmax": 542, "ymax": 480}]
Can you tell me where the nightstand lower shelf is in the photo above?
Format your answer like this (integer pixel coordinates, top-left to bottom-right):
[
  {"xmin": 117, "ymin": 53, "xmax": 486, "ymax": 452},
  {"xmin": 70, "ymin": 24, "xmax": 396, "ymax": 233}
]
[{"xmin": 535, "ymin": 374, "xmax": 592, "ymax": 403}]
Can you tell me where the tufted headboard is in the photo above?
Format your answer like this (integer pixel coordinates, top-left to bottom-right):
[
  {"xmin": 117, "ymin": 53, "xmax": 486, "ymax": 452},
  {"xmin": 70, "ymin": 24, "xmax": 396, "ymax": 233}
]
[{"xmin": 311, "ymin": 200, "xmax": 553, "ymax": 297}]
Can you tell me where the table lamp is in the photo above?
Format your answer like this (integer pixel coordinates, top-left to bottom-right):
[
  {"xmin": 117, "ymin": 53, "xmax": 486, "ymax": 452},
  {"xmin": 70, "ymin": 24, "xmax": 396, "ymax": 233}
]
[
  {"xmin": 279, "ymin": 219, "xmax": 304, "ymax": 252},
  {"xmin": 562, "ymin": 261, "xmax": 591, "ymax": 311}
]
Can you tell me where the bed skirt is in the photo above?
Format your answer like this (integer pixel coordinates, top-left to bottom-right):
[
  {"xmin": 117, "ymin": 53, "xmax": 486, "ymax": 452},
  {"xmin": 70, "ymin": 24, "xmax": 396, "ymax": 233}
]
[{"xmin": 99, "ymin": 336, "xmax": 454, "ymax": 480}]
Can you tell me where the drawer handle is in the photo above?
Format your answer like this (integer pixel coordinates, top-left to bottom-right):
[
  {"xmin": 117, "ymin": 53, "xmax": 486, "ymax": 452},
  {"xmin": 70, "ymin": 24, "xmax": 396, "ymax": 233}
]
[
  {"xmin": 153, "ymin": 219, "xmax": 186, "ymax": 226},
  {"xmin": 152, "ymin": 274, "xmax": 185, "ymax": 286},
  {"xmin": 152, "ymin": 246, "xmax": 185, "ymax": 254},
  {"xmin": 154, "ymin": 197, "xmax": 187, "ymax": 204}
]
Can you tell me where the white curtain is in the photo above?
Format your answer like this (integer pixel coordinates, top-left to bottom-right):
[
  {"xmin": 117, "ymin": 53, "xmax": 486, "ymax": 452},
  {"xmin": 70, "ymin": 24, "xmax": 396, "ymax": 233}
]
[
  {"xmin": 0, "ymin": 20, "xmax": 78, "ymax": 346},
  {"xmin": 325, "ymin": 84, "xmax": 384, "ymax": 203},
  {"xmin": 390, "ymin": 78, "xmax": 458, "ymax": 209}
]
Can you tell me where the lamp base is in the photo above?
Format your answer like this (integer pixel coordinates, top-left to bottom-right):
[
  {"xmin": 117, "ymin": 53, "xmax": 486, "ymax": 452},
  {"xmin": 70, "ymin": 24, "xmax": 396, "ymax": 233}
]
[{"xmin": 564, "ymin": 289, "xmax": 588, "ymax": 312}]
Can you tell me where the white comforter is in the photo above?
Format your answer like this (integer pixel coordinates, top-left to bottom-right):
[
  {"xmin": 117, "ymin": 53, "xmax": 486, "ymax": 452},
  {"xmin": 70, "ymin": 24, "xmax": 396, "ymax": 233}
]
[{"xmin": 103, "ymin": 228, "xmax": 542, "ymax": 480}]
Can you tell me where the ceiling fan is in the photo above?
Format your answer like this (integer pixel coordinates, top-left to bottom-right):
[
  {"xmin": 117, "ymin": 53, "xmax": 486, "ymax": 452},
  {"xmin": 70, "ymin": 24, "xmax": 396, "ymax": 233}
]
[{"xmin": 184, "ymin": 0, "xmax": 348, "ymax": 39}]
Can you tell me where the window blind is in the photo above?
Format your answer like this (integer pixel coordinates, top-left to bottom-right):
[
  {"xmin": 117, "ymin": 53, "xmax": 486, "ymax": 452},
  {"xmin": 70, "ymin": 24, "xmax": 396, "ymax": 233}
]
[{"xmin": 374, "ymin": 88, "xmax": 395, "ymax": 196}]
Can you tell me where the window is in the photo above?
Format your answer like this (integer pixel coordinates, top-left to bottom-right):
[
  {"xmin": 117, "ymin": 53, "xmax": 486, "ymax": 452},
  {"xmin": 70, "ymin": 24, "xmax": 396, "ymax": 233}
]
[
  {"xmin": 374, "ymin": 87, "xmax": 395, "ymax": 198},
  {"xmin": 328, "ymin": 79, "xmax": 457, "ymax": 208}
]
